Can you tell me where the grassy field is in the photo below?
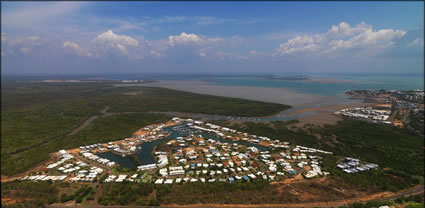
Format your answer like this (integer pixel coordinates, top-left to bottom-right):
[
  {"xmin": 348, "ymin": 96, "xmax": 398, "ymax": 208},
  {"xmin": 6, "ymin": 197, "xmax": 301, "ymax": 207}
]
[{"xmin": 1, "ymin": 82, "xmax": 290, "ymax": 176}]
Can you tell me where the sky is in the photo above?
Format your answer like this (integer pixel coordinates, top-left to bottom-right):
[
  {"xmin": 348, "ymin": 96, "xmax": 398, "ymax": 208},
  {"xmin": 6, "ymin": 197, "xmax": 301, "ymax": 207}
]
[{"xmin": 1, "ymin": 2, "xmax": 424, "ymax": 75}]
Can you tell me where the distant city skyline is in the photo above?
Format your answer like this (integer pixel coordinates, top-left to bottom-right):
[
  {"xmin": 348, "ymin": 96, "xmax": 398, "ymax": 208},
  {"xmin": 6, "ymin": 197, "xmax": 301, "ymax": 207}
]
[{"xmin": 1, "ymin": 2, "xmax": 424, "ymax": 75}]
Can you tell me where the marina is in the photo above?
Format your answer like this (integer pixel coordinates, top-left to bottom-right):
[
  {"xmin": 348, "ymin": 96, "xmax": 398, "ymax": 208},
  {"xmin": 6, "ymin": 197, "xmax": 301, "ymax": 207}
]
[{"xmin": 97, "ymin": 123, "xmax": 271, "ymax": 168}]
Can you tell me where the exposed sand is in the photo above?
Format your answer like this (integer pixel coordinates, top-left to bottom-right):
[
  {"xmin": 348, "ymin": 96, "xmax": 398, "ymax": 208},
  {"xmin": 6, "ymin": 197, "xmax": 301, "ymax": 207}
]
[
  {"xmin": 294, "ymin": 102, "xmax": 374, "ymax": 126},
  {"xmin": 114, "ymin": 80, "xmax": 372, "ymax": 126},
  {"xmin": 301, "ymin": 78, "xmax": 370, "ymax": 84},
  {"xmin": 141, "ymin": 80, "xmax": 340, "ymax": 108}
]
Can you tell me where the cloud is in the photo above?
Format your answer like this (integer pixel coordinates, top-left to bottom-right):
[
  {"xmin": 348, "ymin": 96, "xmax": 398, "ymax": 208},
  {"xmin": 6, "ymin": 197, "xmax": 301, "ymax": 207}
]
[
  {"xmin": 408, "ymin": 38, "xmax": 424, "ymax": 47},
  {"xmin": 150, "ymin": 50, "xmax": 164, "ymax": 57},
  {"xmin": 168, "ymin": 32, "xmax": 222, "ymax": 47},
  {"xmin": 168, "ymin": 32, "xmax": 203, "ymax": 46},
  {"xmin": 277, "ymin": 35, "xmax": 318, "ymax": 54},
  {"xmin": 2, "ymin": 34, "xmax": 41, "ymax": 46},
  {"xmin": 1, "ymin": 34, "xmax": 46, "ymax": 56},
  {"xmin": 196, "ymin": 16, "xmax": 234, "ymax": 25},
  {"xmin": 2, "ymin": 30, "xmax": 150, "ymax": 59},
  {"xmin": 275, "ymin": 22, "xmax": 406, "ymax": 56},
  {"xmin": 2, "ymin": 2, "xmax": 88, "ymax": 30},
  {"xmin": 2, "ymin": 30, "xmax": 245, "ymax": 61},
  {"xmin": 1, "ymin": 33, "xmax": 8, "ymax": 41},
  {"xmin": 166, "ymin": 32, "xmax": 224, "ymax": 57},
  {"xmin": 93, "ymin": 30, "xmax": 139, "ymax": 56},
  {"xmin": 20, "ymin": 47, "xmax": 31, "ymax": 54},
  {"xmin": 138, "ymin": 16, "xmax": 259, "ymax": 26},
  {"xmin": 248, "ymin": 50, "xmax": 268, "ymax": 57},
  {"xmin": 62, "ymin": 41, "xmax": 92, "ymax": 57},
  {"xmin": 214, "ymin": 51, "xmax": 248, "ymax": 60},
  {"xmin": 327, "ymin": 22, "xmax": 371, "ymax": 37},
  {"xmin": 168, "ymin": 32, "xmax": 223, "ymax": 47}
]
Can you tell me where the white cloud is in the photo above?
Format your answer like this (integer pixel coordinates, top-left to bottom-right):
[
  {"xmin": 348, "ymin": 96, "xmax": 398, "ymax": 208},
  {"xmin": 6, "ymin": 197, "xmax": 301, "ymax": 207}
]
[
  {"xmin": 327, "ymin": 22, "xmax": 371, "ymax": 37},
  {"xmin": 1, "ymin": 33, "xmax": 8, "ymax": 41},
  {"xmin": 196, "ymin": 16, "xmax": 234, "ymax": 25},
  {"xmin": 150, "ymin": 50, "xmax": 164, "ymax": 57},
  {"xmin": 20, "ymin": 47, "xmax": 30, "ymax": 54},
  {"xmin": 2, "ymin": 2, "xmax": 88, "ymax": 29},
  {"xmin": 328, "ymin": 28, "xmax": 406, "ymax": 52},
  {"xmin": 2, "ymin": 35, "xmax": 41, "ymax": 46},
  {"xmin": 168, "ymin": 32, "xmax": 222, "ymax": 47},
  {"xmin": 2, "ymin": 31, "xmax": 149, "ymax": 59},
  {"xmin": 1, "ymin": 34, "xmax": 46, "ymax": 56},
  {"xmin": 93, "ymin": 30, "xmax": 139, "ymax": 55},
  {"xmin": 62, "ymin": 41, "xmax": 92, "ymax": 57},
  {"xmin": 138, "ymin": 16, "xmax": 259, "ymax": 26},
  {"xmin": 214, "ymin": 51, "xmax": 248, "ymax": 60},
  {"xmin": 275, "ymin": 22, "xmax": 406, "ymax": 56},
  {"xmin": 408, "ymin": 38, "xmax": 424, "ymax": 47},
  {"xmin": 168, "ymin": 32, "xmax": 203, "ymax": 46},
  {"xmin": 277, "ymin": 35, "xmax": 319, "ymax": 54},
  {"xmin": 166, "ymin": 32, "xmax": 225, "ymax": 57}
]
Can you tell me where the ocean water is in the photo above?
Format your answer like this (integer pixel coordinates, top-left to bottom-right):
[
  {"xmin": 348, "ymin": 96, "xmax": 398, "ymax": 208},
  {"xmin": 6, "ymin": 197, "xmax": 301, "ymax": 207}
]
[{"xmin": 210, "ymin": 74, "xmax": 424, "ymax": 99}]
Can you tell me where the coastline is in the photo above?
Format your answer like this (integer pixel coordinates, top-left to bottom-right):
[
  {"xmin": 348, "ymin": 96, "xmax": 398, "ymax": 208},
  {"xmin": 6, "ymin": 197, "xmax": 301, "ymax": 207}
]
[
  {"xmin": 140, "ymin": 80, "xmax": 344, "ymax": 108},
  {"xmin": 113, "ymin": 80, "xmax": 372, "ymax": 126}
]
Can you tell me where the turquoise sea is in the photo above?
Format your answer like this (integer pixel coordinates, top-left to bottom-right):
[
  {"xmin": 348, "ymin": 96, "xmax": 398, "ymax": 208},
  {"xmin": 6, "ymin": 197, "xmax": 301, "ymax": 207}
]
[{"xmin": 210, "ymin": 74, "xmax": 424, "ymax": 99}]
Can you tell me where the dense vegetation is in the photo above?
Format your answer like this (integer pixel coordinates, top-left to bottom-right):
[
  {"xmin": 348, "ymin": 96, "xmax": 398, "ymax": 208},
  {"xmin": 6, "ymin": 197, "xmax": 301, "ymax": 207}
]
[
  {"xmin": 1, "ymin": 81, "xmax": 423, "ymax": 207},
  {"xmin": 314, "ymin": 119, "xmax": 424, "ymax": 176},
  {"xmin": 1, "ymin": 181, "xmax": 59, "ymax": 207},
  {"xmin": 1, "ymin": 181, "xmax": 97, "ymax": 207},
  {"xmin": 2, "ymin": 113, "xmax": 170, "ymax": 176},
  {"xmin": 97, "ymin": 182, "xmax": 155, "ymax": 206},
  {"xmin": 2, "ymin": 82, "xmax": 288, "ymax": 176},
  {"xmin": 106, "ymin": 86, "xmax": 290, "ymax": 117},
  {"xmin": 98, "ymin": 181, "xmax": 298, "ymax": 205},
  {"xmin": 157, "ymin": 181, "xmax": 289, "ymax": 204},
  {"xmin": 408, "ymin": 109, "xmax": 424, "ymax": 135},
  {"xmin": 60, "ymin": 185, "xmax": 95, "ymax": 203},
  {"xmin": 321, "ymin": 156, "xmax": 420, "ymax": 192}
]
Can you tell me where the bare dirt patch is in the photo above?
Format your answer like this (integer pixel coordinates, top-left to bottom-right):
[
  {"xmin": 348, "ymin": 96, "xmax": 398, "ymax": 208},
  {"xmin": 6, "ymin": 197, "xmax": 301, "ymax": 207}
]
[{"xmin": 123, "ymin": 91, "xmax": 144, "ymax": 96}]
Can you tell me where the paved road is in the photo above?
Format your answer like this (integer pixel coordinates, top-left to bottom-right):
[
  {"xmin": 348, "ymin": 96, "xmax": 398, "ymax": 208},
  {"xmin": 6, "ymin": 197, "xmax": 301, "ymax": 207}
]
[{"xmin": 377, "ymin": 185, "xmax": 424, "ymax": 202}]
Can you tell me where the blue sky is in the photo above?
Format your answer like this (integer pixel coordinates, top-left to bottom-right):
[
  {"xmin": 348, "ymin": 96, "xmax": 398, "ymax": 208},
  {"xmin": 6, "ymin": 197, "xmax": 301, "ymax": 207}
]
[{"xmin": 1, "ymin": 2, "xmax": 424, "ymax": 74}]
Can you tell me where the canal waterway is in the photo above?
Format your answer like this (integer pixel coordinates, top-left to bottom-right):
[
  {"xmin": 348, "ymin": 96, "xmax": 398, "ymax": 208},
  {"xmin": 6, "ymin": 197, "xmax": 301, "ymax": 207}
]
[{"xmin": 97, "ymin": 124, "xmax": 269, "ymax": 169}]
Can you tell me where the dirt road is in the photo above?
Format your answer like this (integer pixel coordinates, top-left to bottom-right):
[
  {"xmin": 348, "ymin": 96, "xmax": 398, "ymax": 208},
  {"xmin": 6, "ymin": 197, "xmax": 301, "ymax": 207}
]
[
  {"xmin": 67, "ymin": 106, "xmax": 111, "ymax": 136},
  {"xmin": 44, "ymin": 185, "xmax": 424, "ymax": 208}
]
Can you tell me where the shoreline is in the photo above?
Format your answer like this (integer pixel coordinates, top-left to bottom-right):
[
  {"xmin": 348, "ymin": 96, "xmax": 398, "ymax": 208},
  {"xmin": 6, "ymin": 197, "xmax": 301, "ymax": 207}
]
[
  {"xmin": 113, "ymin": 80, "xmax": 377, "ymax": 126},
  {"xmin": 129, "ymin": 80, "xmax": 370, "ymax": 126},
  {"xmin": 139, "ymin": 80, "xmax": 347, "ymax": 108}
]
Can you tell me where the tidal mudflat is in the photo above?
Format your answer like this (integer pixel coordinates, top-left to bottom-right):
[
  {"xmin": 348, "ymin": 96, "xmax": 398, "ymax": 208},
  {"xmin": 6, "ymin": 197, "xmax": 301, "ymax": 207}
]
[{"xmin": 142, "ymin": 80, "xmax": 348, "ymax": 108}]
